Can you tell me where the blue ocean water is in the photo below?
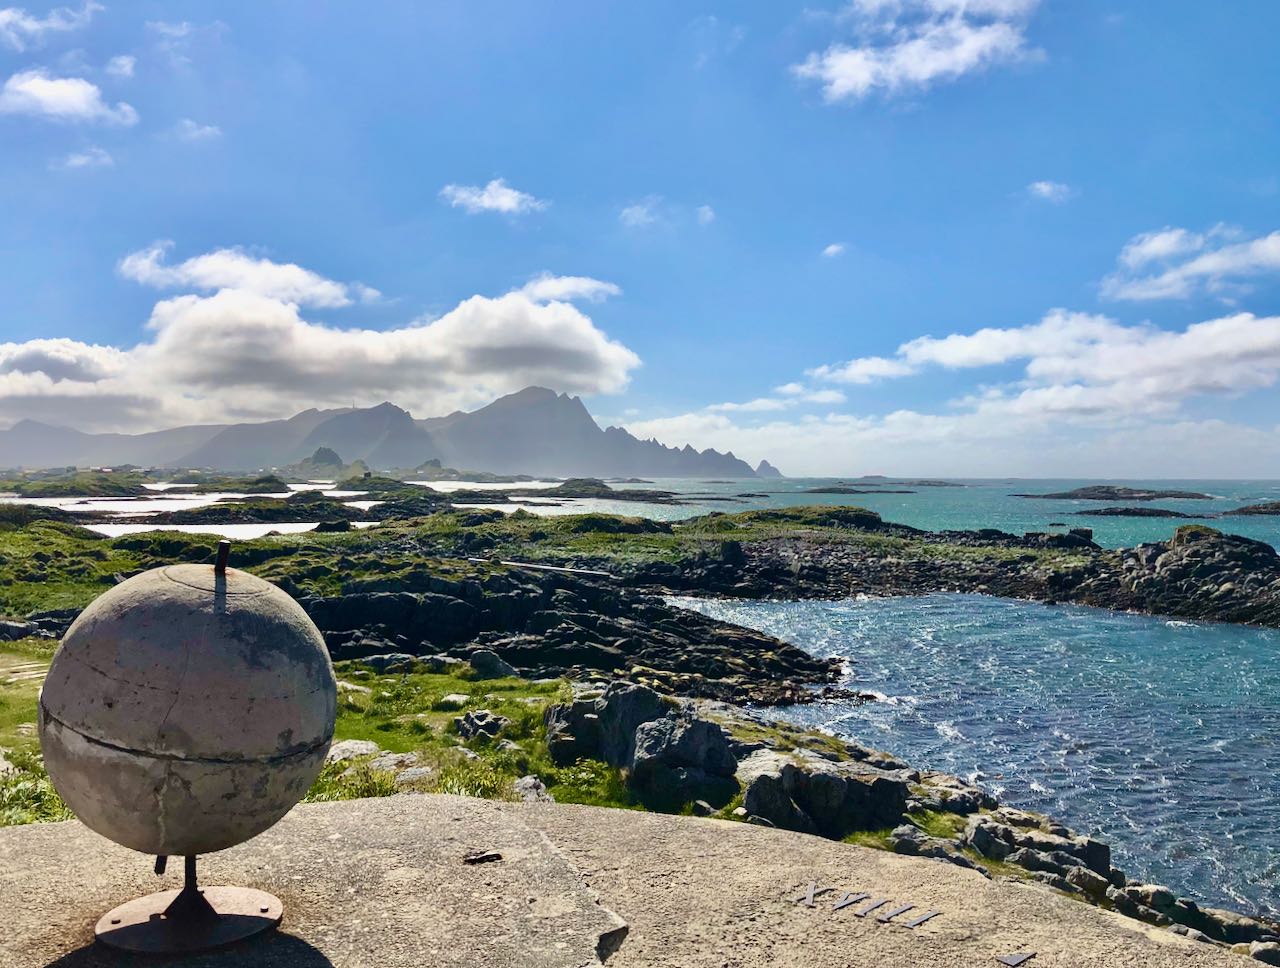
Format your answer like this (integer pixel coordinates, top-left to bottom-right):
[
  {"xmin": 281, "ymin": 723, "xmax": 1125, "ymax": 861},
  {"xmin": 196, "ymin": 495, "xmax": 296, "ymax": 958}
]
[
  {"xmin": 671, "ymin": 593, "xmax": 1280, "ymax": 918},
  {"xmin": 620, "ymin": 478, "xmax": 1280, "ymax": 550}
]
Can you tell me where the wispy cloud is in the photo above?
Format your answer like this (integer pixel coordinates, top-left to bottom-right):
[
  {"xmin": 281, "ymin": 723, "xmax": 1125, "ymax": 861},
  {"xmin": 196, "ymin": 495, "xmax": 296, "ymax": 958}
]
[
  {"xmin": 520, "ymin": 274, "xmax": 621, "ymax": 303},
  {"xmin": 440, "ymin": 178, "xmax": 547, "ymax": 215},
  {"xmin": 1027, "ymin": 179, "xmax": 1071, "ymax": 202},
  {"xmin": 0, "ymin": 69, "xmax": 137, "ymax": 124},
  {"xmin": 53, "ymin": 144, "xmax": 111, "ymax": 169},
  {"xmin": 0, "ymin": 1, "xmax": 100, "ymax": 52},
  {"xmin": 795, "ymin": 0, "xmax": 1041, "ymax": 103},
  {"xmin": 1100, "ymin": 225, "xmax": 1280, "ymax": 301},
  {"xmin": 696, "ymin": 204, "xmax": 716, "ymax": 225},
  {"xmin": 118, "ymin": 242, "xmax": 379, "ymax": 308},
  {"xmin": 619, "ymin": 197, "xmax": 661, "ymax": 228},
  {"xmin": 173, "ymin": 117, "xmax": 221, "ymax": 142},
  {"xmin": 104, "ymin": 54, "xmax": 135, "ymax": 78},
  {"xmin": 822, "ymin": 242, "xmax": 846, "ymax": 258}
]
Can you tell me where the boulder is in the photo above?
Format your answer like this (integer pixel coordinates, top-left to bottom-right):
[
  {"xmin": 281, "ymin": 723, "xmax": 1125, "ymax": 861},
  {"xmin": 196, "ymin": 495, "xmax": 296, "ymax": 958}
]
[
  {"xmin": 595, "ymin": 682, "xmax": 673, "ymax": 767},
  {"xmin": 469, "ymin": 649, "xmax": 518, "ymax": 679},
  {"xmin": 628, "ymin": 714, "xmax": 737, "ymax": 799},
  {"xmin": 395, "ymin": 766, "xmax": 434, "ymax": 787},
  {"xmin": 0, "ymin": 619, "xmax": 37, "ymax": 641},
  {"xmin": 544, "ymin": 698, "xmax": 603, "ymax": 765},
  {"xmin": 736, "ymin": 748, "xmax": 908, "ymax": 839},
  {"xmin": 362, "ymin": 652, "xmax": 420, "ymax": 673},
  {"xmin": 1065, "ymin": 865, "xmax": 1110, "ymax": 898},
  {"xmin": 326, "ymin": 739, "xmax": 381, "ymax": 763},
  {"xmin": 454, "ymin": 709, "xmax": 510, "ymax": 739},
  {"xmin": 513, "ymin": 775, "xmax": 554, "ymax": 803},
  {"xmin": 1250, "ymin": 942, "xmax": 1280, "ymax": 965}
]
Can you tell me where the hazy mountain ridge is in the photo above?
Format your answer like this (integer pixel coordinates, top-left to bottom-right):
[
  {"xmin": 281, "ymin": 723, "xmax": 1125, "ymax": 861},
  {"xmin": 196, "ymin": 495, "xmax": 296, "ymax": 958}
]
[{"xmin": 0, "ymin": 387, "xmax": 772, "ymax": 478}]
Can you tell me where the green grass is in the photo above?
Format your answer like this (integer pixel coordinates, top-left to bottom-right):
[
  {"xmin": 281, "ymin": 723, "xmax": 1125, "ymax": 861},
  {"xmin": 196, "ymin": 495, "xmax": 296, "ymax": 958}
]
[
  {"xmin": 907, "ymin": 808, "xmax": 969, "ymax": 840},
  {"xmin": 842, "ymin": 827, "xmax": 897, "ymax": 850}
]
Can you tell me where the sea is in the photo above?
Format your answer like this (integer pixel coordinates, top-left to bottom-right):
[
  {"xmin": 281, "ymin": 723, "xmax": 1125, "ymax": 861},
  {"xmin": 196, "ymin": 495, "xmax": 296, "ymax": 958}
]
[
  {"xmin": 672, "ymin": 593, "xmax": 1280, "ymax": 920},
  {"xmin": 5, "ymin": 476, "xmax": 1280, "ymax": 914}
]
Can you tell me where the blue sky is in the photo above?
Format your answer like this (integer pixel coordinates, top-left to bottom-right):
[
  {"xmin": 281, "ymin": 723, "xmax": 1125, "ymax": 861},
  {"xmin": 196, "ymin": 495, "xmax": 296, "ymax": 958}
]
[{"xmin": 2, "ymin": 1, "xmax": 1279, "ymax": 475}]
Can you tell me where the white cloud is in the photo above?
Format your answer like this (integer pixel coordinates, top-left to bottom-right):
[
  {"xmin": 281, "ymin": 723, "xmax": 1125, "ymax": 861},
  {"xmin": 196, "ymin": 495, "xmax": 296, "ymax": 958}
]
[
  {"xmin": 0, "ymin": 69, "xmax": 137, "ymax": 124},
  {"xmin": 174, "ymin": 117, "xmax": 220, "ymax": 141},
  {"xmin": 1102, "ymin": 225, "xmax": 1280, "ymax": 301},
  {"xmin": 619, "ymin": 197, "xmax": 661, "ymax": 228},
  {"xmin": 440, "ymin": 178, "xmax": 547, "ymax": 215},
  {"xmin": 696, "ymin": 204, "xmax": 716, "ymax": 225},
  {"xmin": 0, "ymin": 253, "xmax": 641, "ymax": 432},
  {"xmin": 118, "ymin": 242, "xmax": 378, "ymax": 308},
  {"xmin": 1027, "ymin": 179, "xmax": 1070, "ymax": 202},
  {"xmin": 810, "ymin": 354, "xmax": 916, "ymax": 383},
  {"xmin": 104, "ymin": 54, "xmax": 135, "ymax": 78},
  {"xmin": 822, "ymin": 242, "xmax": 846, "ymax": 258},
  {"xmin": 519, "ymin": 274, "xmax": 621, "ymax": 303},
  {"xmin": 709, "ymin": 397, "xmax": 793, "ymax": 413},
  {"xmin": 54, "ymin": 144, "xmax": 111, "ymax": 169},
  {"xmin": 0, "ymin": 1, "xmax": 99, "ymax": 51},
  {"xmin": 622, "ymin": 407, "xmax": 1280, "ymax": 477},
  {"xmin": 795, "ymin": 0, "xmax": 1040, "ymax": 102},
  {"xmin": 655, "ymin": 306, "xmax": 1280, "ymax": 472}
]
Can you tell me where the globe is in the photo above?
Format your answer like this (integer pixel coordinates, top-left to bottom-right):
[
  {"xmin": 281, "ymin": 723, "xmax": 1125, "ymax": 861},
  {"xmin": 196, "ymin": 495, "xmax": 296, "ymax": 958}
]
[{"xmin": 39, "ymin": 562, "xmax": 337, "ymax": 857}]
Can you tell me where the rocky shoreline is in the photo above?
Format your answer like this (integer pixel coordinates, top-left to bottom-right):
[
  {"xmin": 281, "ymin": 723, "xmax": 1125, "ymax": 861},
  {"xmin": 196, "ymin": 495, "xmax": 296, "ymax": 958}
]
[{"xmin": 628, "ymin": 519, "xmax": 1280, "ymax": 628}]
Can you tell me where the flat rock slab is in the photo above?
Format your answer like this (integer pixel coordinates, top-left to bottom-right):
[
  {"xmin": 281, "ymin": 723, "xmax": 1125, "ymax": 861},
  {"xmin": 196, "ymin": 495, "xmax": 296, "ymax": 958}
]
[
  {"xmin": 520, "ymin": 802, "xmax": 1249, "ymax": 968},
  {"xmin": 0, "ymin": 794, "xmax": 1254, "ymax": 968},
  {"xmin": 0, "ymin": 796, "xmax": 625, "ymax": 968}
]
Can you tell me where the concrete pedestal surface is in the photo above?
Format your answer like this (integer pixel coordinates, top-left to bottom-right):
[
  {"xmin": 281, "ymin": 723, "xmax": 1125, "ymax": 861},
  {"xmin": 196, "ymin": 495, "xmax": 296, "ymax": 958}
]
[{"xmin": 0, "ymin": 794, "xmax": 1251, "ymax": 967}]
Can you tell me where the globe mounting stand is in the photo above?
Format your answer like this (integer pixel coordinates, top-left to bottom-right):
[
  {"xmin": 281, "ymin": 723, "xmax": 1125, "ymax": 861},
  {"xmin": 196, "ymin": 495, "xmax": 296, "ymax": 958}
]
[{"xmin": 95, "ymin": 854, "xmax": 284, "ymax": 954}]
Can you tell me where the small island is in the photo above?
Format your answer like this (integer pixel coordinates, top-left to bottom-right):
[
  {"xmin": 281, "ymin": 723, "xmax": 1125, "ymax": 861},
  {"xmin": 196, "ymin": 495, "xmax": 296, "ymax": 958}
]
[
  {"xmin": 1225, "ymin": 501, "xmax": 1280, "ymax": 516},
  {"xmin": 802, "ymin": 486, "xmax": 916, "ymax": 495},
  {"xmin": 1075, "ymin": 507, "xmax": 1209, "ymax": 519},
  {"xmin": 1013, "ymin": 485, "xmax": 1214, "ymax": 501}
]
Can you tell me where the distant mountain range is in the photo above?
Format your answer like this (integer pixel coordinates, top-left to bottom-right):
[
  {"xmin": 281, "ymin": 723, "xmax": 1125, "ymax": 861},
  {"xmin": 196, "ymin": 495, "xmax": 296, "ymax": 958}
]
[{"xmin": 0, "ymin": 387, "xmax": 780, "ymax": 479}]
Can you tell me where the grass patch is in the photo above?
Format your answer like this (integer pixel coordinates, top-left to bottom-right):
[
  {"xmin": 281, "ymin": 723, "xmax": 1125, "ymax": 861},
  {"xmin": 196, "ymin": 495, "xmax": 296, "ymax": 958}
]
[
  {"xmin": 0, "ymin": 748, "xmax": 71, "ymax": 826},
  {"xmin": 842, "ymin": 827, "xmax": 897, "ymax": 851},
  {"xmin": 907, "ymin": 808, "xmax": 969, "ymax": 840}
]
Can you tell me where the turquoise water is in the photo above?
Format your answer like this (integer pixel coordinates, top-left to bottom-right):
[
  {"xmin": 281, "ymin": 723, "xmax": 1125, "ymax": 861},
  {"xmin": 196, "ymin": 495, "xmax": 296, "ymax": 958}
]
[
  {"xmin": 604, "ymin": 478, "xmax": 1280, "ymax": 548},
  {"xmin": 671, "ymin": 593, "xmax": 1280, "ymax": 918},
  {"xmin": 621, "ymin": 478, "xmax": 1280, "ymax": 549}
]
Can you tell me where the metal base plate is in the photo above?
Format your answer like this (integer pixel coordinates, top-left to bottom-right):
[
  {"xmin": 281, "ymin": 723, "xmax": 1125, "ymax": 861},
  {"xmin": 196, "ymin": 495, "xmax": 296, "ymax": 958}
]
[{"xmin": 95, "ymin": 886, "xmax": 282, "ymax": 954}]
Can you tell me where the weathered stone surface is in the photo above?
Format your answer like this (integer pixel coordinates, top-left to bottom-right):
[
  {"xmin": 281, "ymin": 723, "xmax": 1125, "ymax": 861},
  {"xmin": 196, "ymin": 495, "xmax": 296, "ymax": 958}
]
[
  {"xmin": 455, "ymin": 709, "xmax": 510, "ymax": 739},
  {"xmin": 594, "ymin": 682, "xmax": 673, "ymax": 767},
  {"xmin": 326, "ymin": 738, "xmax": 381, "ymax": 763},
  {"xmin": 38, "ymin": 564, "xmax": 336, "ymax": 857},
  {"xmin": 736, "ymin": 748, "xmax": 909, "ymax": 839},
  {"xmin": 514, "ymin": 774, "xmax": 554, "ymax": 802},
  {"xmin": 0, "ymin": 796, "xmax": 628, "ymax": 968}
]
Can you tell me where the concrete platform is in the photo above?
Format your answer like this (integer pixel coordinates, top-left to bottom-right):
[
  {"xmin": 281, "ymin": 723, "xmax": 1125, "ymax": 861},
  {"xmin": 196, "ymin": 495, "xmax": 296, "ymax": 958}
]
[{"xmin": 0, "ymin": 795, "xmax": 1248, "ymax": 967}]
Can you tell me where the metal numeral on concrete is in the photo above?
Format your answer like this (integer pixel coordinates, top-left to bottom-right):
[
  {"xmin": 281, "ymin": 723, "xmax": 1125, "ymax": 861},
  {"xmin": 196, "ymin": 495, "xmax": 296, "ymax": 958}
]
[
  {"xmin": 831, "ymin": 892, "xmax": 871, "ymax": 912},
  {"xmin": 853, "ymin": 898, "xmax": 891, "ymax": 918},
  {"xmin": 903, "ymin": 910, "xmax": 941, "ymax": 928},
  {"xmin": 792, "ymin": 883, "xmax": 835, "ymax": 907},
  {"xmin": 996, "ymin": 954, "xmax": 1035, "ymax": 967},
  {"xmin": 876, "ymin": 904, "xmax": 915, "ymax": 923}
]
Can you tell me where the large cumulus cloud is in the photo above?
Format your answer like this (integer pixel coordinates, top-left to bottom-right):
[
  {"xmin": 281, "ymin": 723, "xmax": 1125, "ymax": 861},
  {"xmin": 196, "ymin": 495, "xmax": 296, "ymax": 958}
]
[{"xmin": 0, "ymin": 245, "xmax": 641, "ymax": 431}]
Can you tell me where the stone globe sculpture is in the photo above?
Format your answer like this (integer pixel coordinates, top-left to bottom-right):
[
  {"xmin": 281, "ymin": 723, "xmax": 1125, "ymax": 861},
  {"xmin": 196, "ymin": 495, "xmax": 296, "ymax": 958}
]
[{"xmin": 38, "ymin": 543, "xmax": 337, "ymax": 953}]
